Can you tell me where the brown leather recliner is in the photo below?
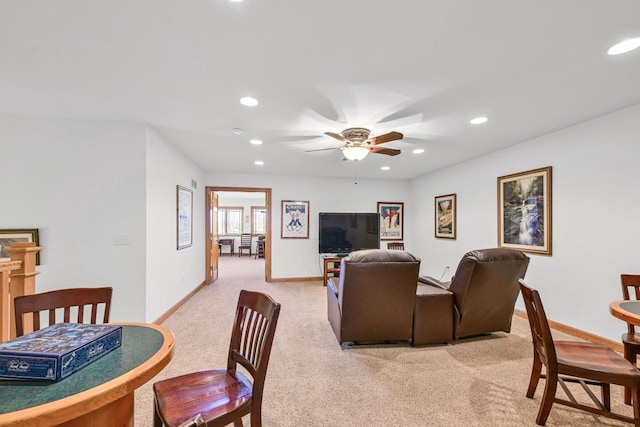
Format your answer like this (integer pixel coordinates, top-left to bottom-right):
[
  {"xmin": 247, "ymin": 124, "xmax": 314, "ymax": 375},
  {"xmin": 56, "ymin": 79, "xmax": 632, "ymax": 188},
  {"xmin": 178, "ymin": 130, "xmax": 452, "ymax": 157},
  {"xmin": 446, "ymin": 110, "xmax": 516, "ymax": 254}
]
[
  {"xmin": 414, "ymin": 248, "xmax": 530, "ymax": 345},
  {"xmin": 327, "ymin": 249, "xmax": 420, "ymax": 345}
]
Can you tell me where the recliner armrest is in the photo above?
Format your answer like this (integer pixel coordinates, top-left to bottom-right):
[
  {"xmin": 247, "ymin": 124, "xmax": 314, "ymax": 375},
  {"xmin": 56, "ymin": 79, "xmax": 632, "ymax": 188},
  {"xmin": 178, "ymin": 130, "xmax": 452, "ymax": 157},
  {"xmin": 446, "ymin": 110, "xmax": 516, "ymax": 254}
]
[{"xmin": 418, "ymin": 275, "xmax": 451, "ymax": 290}]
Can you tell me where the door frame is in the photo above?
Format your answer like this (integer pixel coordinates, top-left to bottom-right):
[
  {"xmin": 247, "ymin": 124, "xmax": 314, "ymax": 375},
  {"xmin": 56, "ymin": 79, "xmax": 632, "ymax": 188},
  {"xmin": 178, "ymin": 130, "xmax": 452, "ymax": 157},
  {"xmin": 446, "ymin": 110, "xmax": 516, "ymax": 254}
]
[{"xmin": 205, "ymin": 186, "xmax": 272, "ymax": 283}]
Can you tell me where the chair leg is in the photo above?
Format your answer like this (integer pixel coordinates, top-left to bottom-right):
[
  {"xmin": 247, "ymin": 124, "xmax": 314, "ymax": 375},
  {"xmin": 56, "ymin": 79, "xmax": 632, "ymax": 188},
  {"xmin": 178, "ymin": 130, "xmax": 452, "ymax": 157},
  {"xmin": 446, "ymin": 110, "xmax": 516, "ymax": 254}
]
[
  {"xmin": 527, "ymin": 353, "xmax": 543, "ymax": 398},
  {"xmin": 153, "ymin": 404, "xmax": 162, "ymax": 427},
  {"xmin": 624, "ymin": 345, "xmax": 637, "ymax": 405},
  {"xmin": 602, "ymin": 383, "xmax": 611, "ymax": 411},
  {"xmin": 632, "ymin": 383, "xmax": 640, "ymax": 427},
  {"xmin": 536, "ymin": 370, "xmax": 558, "ymax": 426}
]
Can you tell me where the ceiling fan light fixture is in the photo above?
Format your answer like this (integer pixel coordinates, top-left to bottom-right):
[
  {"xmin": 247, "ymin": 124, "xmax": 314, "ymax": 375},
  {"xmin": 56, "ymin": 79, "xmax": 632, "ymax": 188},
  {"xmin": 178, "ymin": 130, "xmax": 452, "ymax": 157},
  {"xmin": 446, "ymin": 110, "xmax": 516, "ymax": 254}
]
[{"xmin": 342, "ymin": 146, "xmax": 370, "ymax": 161}]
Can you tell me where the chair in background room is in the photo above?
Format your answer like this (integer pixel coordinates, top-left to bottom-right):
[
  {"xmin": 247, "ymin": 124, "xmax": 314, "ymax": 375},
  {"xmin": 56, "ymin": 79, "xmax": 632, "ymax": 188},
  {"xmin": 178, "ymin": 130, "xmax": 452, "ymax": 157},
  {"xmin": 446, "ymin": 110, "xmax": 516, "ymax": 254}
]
[
  {"xmin": 620, "ymin": 274, "xmax": 640, "ymax": 404},
  {"xmin": 238, "ymin": 233, "xmax": 252, "ymax": 257},
  {"xmin": 255, "ymin": 235, "xmax": 265, "ymax": 259},
  {"xmin": 519, "ymin": 280, "xmax": 640, "ymax": 426},
  {"xmin": 153, "ymin": 290, "xmax": 281, "ymax": 427},
  {"xmin": 387, "ymin": 242, "xmax": 404, "ymax": 250},
  {"xmin": 14, "ymin": 287, "xmax": 113, "ymax": 337}
]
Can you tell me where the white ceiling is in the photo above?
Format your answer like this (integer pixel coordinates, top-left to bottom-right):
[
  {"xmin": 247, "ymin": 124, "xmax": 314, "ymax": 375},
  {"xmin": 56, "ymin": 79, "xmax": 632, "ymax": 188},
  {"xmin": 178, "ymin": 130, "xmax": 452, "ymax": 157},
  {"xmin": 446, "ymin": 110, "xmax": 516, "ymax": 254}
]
[{"xmin": 1, "ymin": 1, "xmax": 639, "ymax": 179}]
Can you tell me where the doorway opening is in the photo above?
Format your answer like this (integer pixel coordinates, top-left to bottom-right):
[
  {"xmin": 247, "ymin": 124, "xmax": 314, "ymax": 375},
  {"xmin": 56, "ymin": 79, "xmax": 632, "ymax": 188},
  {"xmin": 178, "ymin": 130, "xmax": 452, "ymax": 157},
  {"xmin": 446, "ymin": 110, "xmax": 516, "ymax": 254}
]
[{"xmin": 205, "ymin": 186, "xmax": 272, "ymax": 284}]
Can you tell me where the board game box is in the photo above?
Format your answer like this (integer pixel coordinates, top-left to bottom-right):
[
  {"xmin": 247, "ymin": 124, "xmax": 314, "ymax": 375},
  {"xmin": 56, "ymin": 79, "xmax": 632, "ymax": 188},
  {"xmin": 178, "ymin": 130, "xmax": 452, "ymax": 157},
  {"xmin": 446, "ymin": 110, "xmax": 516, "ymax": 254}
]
[{"xmin": 0, "ymin": 323, "xmax": 122, "ymax": 381}]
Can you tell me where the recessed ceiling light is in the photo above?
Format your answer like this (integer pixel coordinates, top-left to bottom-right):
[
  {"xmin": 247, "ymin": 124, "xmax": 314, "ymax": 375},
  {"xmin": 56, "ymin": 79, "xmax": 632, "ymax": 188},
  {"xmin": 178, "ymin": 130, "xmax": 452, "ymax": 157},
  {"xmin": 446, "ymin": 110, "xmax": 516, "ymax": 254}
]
[
  {"xmin": 413, "ymin": 148, "xmax": 425, "ymax": 154},
  {"xmin": 240, "ymin": 96, "xmax": 259, "ymax": 107},
  {"xmin": 470, "ymin": 116, "xmax": 488, "ymax": 125},
  {"xmin": 381, "ymin": 166, "xmax": 390, "ymax": 171},
  {"xmin": 608, "ymin": 37, "xmax": 640, "ymax": 55},
  {"xmin": 249, "ymin": 139, "xmax": 263, "ymax": 145},
  {"xmin": 232, "ymin": 128, "xmax": 242, "ymax": 135},
  {"xmin": 254, "ymin": 160, "xmax": 264, "ymax": 166}
]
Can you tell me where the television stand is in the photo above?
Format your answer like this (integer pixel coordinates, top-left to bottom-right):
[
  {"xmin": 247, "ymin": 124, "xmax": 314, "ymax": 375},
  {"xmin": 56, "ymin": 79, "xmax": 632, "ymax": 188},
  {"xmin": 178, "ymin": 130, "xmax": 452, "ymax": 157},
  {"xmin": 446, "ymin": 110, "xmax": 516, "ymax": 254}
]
[{"xmin": 320, "ymin": 254, "xmax": 346, "ymax": 287}]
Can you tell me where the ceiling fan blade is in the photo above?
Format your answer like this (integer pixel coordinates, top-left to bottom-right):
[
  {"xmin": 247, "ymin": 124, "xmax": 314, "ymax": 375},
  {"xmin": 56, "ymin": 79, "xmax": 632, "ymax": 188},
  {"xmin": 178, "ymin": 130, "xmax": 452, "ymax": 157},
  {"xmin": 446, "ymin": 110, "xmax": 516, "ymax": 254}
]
[
  {"xmin": 368, "ymin": 131, "xmax": 404, "ymax": 145},
  {"xmin": 371, "ymin": 147, "xmax": 401, "ymax": 156},
  {"xmin": 325, "ymin": 132, "xmax": 348, "ymax": 143},
  {"xmin": 305, "ymin": 147, "xmax": 340, "ymax": 153}
]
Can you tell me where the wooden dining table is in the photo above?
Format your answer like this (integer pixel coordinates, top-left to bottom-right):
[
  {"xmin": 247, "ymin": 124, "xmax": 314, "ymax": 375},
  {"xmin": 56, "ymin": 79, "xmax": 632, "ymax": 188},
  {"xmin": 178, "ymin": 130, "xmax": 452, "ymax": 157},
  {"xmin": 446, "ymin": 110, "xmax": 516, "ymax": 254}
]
[
  {"xmin": 0, "ymin": 322, "xmax": 175, "ymax": 426},
  {"xmin": 610, "ymin": 300, "xmax": 640, "ymax": 326}
]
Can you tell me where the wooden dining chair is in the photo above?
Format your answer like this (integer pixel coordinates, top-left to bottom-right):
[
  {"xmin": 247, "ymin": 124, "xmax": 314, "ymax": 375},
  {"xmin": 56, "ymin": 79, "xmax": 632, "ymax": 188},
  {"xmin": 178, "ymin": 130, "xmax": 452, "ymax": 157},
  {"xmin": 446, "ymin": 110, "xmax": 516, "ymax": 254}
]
[
  {"xmin": 620, "ymin": 274, "xmax": 640, "ymax": 404},
  {"xmin": 14, "ymin": 287, "xmax": 113, "ymax": 337},
  {"xmin": 519, "ymin": 279, "xmax": 640, "ymax": 426},
  {"xmin": 387, "ymin": 242, "xmax": 404, "ymax": 250},
  {"xmin": 238, "ymin": 233, "xmax": 252, "ymax": 257},
  {"xmin": 153, "ymin": 290, "xmax": 281, "ymax": 427}
]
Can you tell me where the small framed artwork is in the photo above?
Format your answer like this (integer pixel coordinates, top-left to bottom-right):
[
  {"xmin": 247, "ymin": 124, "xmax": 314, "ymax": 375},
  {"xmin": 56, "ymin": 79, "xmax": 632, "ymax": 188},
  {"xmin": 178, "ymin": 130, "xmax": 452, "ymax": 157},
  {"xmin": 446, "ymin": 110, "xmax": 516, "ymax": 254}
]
[
  {"xmin": 377, "ymin": 202, "xmax": 403, "ymax": 240},
  {"xmin": 0, "ymin": 229, "xmax": 40, "ymax": 265},
  {"xmin": 177, "ymin": 185, "xmax": 193, "ymax": 250},
  {"xmin": 281, "ymin": 200, "xmax": 309, "ymax": 239},
  {"xmin": 435, "ymin": 194, "xmax": 456, "ymax": 239},
  {"xmin": 498, "ymin": 166, "xmax": 552, "ymax": 255}
]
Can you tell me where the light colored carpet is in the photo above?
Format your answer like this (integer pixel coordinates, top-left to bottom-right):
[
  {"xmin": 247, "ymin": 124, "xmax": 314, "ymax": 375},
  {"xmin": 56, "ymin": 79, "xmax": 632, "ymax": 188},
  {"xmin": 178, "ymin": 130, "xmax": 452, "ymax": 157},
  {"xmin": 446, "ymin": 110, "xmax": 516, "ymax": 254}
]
[{"xmin": 135, "ymin": 255, "xmax": 632, "ymax": 426}]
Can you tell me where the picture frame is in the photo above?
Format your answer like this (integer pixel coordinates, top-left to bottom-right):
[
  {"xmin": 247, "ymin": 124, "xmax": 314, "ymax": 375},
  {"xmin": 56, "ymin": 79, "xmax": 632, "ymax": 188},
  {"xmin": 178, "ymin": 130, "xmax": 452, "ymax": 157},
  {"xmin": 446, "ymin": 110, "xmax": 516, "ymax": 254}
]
[
  {"xmin": 435, "ymin": 194, "xmax": 456, "ymax": 239},
  {"xmin": 176, "ymin": 185, "xmax": 193, "ymax": 250},
  {"xmin": 0, "ymin": 228, "xmax": 40, "ymax": 265},
  {"xmin": 498, "ymin": 166, "xmax": 552, "ymax": 255},
  {"xmin": 377, "ymin": 202, "xmax": 404, "ymax": 241},
  {"xmin": 281, "ymin": 200, "xmax": 309, "ymax": 239}
]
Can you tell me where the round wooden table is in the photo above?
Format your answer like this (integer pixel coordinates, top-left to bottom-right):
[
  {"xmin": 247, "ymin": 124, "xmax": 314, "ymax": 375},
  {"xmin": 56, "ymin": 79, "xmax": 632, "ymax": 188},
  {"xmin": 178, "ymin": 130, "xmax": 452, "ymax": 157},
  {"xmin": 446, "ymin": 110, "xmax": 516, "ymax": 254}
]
[
  {"xmin": 610, "ymin": 300, "xmax": 640, "ymax": 326},
  {"xmin": 0, "ymin": 323, "xmax": 174, "ymax": 426}
]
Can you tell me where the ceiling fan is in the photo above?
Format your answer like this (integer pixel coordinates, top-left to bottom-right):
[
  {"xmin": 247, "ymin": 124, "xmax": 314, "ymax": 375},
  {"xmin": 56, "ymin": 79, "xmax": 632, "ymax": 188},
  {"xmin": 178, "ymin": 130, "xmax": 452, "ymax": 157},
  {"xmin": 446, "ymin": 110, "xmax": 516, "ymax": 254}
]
[{"xmin": 306, "ymin": 127, "xmax": 404, "ymax": 161}]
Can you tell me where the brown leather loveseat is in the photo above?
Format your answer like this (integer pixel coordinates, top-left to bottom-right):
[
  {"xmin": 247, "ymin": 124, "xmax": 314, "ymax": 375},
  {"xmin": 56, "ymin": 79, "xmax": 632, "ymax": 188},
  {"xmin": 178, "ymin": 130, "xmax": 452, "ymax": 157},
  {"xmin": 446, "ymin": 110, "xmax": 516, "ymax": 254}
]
[
  {"xmin": 413, "ymin": 248, "xmax": 530, "ymax": 345},
  {"xmin": 327, "ymin": 249, "xmax": 420, "ymax": 345}
]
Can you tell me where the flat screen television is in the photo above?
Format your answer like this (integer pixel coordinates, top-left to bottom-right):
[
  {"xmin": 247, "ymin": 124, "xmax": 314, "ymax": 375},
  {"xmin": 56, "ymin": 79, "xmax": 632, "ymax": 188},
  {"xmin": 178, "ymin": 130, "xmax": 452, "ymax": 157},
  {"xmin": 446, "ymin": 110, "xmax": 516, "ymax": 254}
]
[{"xmin": 319, "ymin": 212, "xmax": 380, "ymax": 254}]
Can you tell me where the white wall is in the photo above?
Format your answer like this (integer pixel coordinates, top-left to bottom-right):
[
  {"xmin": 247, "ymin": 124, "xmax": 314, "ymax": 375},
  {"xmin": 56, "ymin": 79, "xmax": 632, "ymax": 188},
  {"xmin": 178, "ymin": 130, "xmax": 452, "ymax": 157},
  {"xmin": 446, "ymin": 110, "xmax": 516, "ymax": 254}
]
[
  {"xmin": 146, "ymin": 127, "xmax": 205, "ymax": 322},
  {"xmin": 0, "ymin": 114, "xmax": 147, "ymax": 322},
  {"xmin": 409, "ymin": 104, "xmax": 640, "ymax": 341},
  {"xmin": 205, "ymin": 173, "xmax": 412, "ymax": 279}
]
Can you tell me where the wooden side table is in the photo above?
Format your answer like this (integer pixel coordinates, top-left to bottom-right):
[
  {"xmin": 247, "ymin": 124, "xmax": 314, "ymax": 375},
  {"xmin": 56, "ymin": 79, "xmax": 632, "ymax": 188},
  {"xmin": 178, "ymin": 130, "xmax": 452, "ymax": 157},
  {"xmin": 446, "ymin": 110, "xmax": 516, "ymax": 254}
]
[{"xmin": 323, "ymin": 257, "xmax": 341, "ymax": 287}]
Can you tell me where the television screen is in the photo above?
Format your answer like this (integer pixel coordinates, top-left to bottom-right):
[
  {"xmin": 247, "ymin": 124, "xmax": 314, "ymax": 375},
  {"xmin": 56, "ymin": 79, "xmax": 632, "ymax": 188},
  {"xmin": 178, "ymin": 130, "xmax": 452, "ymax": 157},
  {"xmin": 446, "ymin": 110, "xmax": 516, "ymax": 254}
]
[{"xmin": 319, "ymin": 212, "xmax": 380, "ymax": 254}]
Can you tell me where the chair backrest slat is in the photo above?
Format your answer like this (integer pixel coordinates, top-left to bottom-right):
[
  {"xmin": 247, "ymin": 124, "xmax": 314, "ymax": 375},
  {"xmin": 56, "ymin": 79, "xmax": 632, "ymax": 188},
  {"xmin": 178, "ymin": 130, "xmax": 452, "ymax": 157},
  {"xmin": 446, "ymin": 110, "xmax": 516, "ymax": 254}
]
[{"xmin": 14, "ymin": 287, "xmax": 113, "ymax": 337}]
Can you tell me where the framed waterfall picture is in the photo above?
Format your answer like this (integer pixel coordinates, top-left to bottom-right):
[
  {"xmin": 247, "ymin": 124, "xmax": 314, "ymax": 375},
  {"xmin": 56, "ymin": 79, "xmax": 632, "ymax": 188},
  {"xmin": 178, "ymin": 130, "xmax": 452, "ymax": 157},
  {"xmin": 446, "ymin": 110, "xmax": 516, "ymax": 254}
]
[
  {"xmin": 435, "ymin": 194, "xmax": 456, "ymax": 239},
  {"xmin": 281, "ymin": 200, "xmax": 309, "ymax": 239},
  {"xmin": 377, "ymin": 202, "xmax": 403, "ymax": 240},
  {"xmin": 498, "ymin": 166, "xmax": 552, "ymax": 255},
  {"xmin": 176, "ymin": 185, "xmax": 193, "ymax": 250}
]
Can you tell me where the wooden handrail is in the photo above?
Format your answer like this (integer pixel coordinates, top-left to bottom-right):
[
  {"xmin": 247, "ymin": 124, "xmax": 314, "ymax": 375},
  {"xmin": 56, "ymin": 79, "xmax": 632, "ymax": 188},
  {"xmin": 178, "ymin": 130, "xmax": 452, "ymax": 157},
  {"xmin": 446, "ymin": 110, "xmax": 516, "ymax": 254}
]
[{"xmin": 0, "ymin": 242, "xmax": 41, "ymax": 342}]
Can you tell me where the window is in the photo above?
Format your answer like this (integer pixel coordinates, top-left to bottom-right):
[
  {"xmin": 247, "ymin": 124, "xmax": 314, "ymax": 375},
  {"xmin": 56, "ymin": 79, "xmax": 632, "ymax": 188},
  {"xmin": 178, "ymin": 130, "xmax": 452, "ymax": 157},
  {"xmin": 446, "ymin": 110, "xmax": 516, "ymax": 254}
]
[
  {"xmin": 251, "ymin": 206, "xmax": 266, "ymax": 235},
  {"xmin": 217, "ymin": 207, "xmax": 243, "ymax": 235}
]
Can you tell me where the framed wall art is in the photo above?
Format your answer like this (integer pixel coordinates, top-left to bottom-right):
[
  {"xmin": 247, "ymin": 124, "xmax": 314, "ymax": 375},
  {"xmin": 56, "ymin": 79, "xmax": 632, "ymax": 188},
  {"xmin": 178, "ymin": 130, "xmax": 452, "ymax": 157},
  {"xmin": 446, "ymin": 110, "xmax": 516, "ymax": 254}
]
[
  {"xmin": 0, "ymin": 228, "xmax": 40, "ymax": 265},
  {"xmin": 281, "ymin": 200, "xmax": 309, "ymax": 239},
  {"xmin": 498, "ymin": 166, "xmax": 552, "ymax": 255},
  {"xmin": 177, "ymin": 185, "xmax": 193, "ymax": 250},
  {"xmin": 435, "ymin": 194, "xmax": 456, "ymax": 239},
  {"xmin": 377, "ymin": 202, "xmax": 403, "ymax": 240}
]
